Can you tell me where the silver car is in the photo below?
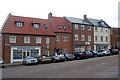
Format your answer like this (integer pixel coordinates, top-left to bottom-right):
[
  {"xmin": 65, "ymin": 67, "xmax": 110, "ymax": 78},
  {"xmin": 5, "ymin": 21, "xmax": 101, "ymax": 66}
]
[
  {"xmin": 23, "ymin": 56, "xmax": 38, "ymax": 65},
  {"xmin": 0, "ymin": 58, "xmax": 5, "ymax": 68},
  {"xmin": 51, "ymin": 53, "xmax": 65, "ymax": 63},
  {"xmin": 99, "ymin": 49, "xmax": 111, "ymax": 55}
]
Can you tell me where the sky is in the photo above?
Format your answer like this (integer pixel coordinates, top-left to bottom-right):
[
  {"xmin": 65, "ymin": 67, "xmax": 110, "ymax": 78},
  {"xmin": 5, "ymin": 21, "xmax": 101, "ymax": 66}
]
[{"xmin": 0, "ymin": 0, "xmax": 119, "ymax": 30}]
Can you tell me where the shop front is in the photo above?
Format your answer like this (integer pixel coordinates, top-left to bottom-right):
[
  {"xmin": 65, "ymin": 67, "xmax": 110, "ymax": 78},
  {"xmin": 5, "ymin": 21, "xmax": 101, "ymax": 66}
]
[
  {"xmin": 10, "ymin": 46, "xmax": 41, "ymax": 63},
  {"xmin": 94, "ymin": 44, "xmax": 109, "ymax": 51}
]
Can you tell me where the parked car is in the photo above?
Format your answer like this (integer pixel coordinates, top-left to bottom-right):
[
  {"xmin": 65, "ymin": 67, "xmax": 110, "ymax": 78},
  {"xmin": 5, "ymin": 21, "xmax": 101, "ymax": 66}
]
[
  {"xmin": 23, "ymin": 56, "xmax": 38, "ymax": 65},
  {"xmin": 83, "ymin": 51, "xmax": 93, "ymax": 58},
  {"xmin": 64, "ymin": 53, "xmax": 75, "ymax": 61},
  {"xmin": 98, "ymin": 49, "xmax": 111, "ymax": 55},
  {"xmin": 51, "ymin": 53, "xmax": 65, "ymax": 63},
  {"xmin": 0, "ymin": 58, "xmax": 5, "ymax": 68},
  {"xmin": 90, "ymin": 51, "xmax": 104, "ymax": 57},
  {"xmin": 109, "ymin": 49, "xmax": 119, "ymax": 55},
  {"xmin": 37, "ymin": 55, "xmax": 51, "ymax": 63},
  {"xmin": 74, "ymin": 51, "xmax": 87, "ymax": 60}
]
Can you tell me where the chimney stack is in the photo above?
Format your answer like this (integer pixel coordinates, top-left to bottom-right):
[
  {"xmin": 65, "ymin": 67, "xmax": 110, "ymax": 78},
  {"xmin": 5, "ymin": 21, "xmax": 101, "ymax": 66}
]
[
  {"xmin": 48, "ymin": 12, "xmax": 52, "ymax": 19},
  {"xmin": 84, "ymin": 14, "xmax": 87, "ymax": 19}
]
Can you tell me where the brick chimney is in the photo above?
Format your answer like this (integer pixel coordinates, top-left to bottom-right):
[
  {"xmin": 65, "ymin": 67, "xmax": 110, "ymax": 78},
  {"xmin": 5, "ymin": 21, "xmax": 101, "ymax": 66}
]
[
  {"xmin": 48, "ymin": 12, "xmax": 52, "ymax": 19},
  {"xmin": 84, "ymin": 14, "xmax": 87, "ymax": 19}
]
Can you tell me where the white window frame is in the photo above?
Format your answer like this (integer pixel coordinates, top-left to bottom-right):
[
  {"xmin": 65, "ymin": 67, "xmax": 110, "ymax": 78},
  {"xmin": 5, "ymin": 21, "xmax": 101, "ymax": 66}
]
[
  {"xmin": 63, "ymin": 36, "xmax": 68, "ymax": 42},
  {"xmin": 33, "ymin": 23, "xmax": 39, "ymax": 29},
  {"xmin": 16, "ymin": 22, "xmax": 23, "ymax": 28},
  {"xmin": 36, "ymin": 37, "xmax": 41, "ymax": 43},
  {"xmin": 10, "ymin": 36, "xmax": 16, "ymax": 43},
  {"xmin": 24, "ymin": 37, "xmax": 30, "ymax": 43},
  {"xmin": 81, "ymin": 35, "xmax": 85, "ymax": 41},
  {"xmin": 75, "ymin": 34, "xmax": 78, "ymax": 41},
  {"xmin": 56, "ymin": 36, "xmax": 60, "ymax": 41},
  {"xmin": 88, "ymin": 35, "xmax": 91, "ymax": 41},
  {"xmin": 81, "ymin": 25, "xmax": 85, "ymax": 30},
  {"xmin": 46, "ymin": 38, "xmax": 49, "ymax": 44},
  {"xmin": 75, "ymin": 24, "xmax": 78, "ymax": 30},
  {"xmin": 88, "ymin": 26, "xmax": 91, "ymax": 31}
]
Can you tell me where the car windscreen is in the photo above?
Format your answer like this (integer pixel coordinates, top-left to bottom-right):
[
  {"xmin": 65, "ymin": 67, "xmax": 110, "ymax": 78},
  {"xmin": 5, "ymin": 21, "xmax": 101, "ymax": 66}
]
[
  {"xmin": 93, "ymin": 51, "xmax": 97, "ymax": 53},
  {"xmin": 98, "ymin": 50, "xmax": 104, "ymax": 52},
  {"xmin": 26, "ymin": 57, "xmax": 34, "ymax": 59},
  {"xmin": 0, "ymin": 58, "xmax": 2, "ymax": 61}
]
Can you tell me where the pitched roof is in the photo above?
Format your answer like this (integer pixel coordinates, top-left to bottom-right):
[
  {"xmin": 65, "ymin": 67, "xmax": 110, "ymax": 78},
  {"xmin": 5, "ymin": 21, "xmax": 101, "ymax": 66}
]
[
  {"xmin": 88, "ymin": 18, "xmax": 111, "ymax": 28},
  {"xmin": 49, "ymin": 16, "xmax": 71, "ymax": 33},
  {"xmin": 64, "ymin": 16, "xmax": 93, "ymax": 26},
  {"xmin": 2, "ymin": 15, "xmax": 56, "ymax": 36}
]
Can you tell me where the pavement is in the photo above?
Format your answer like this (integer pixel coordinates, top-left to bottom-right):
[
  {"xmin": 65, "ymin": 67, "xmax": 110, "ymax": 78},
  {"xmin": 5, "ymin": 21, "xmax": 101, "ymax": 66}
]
[
  {"xmin": 2, "ymin": 55, "xmax": 119, "ymax": 78},
  {"xmin": 4, "ymin": 62, "xmax": 23, "ymax": 67}
]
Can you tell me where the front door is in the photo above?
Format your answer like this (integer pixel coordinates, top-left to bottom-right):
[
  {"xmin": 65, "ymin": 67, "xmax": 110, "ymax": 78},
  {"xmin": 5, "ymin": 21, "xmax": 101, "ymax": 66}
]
[{"xmin": 23, "ymin": 52, "xmax": 26, "ymax": 58}]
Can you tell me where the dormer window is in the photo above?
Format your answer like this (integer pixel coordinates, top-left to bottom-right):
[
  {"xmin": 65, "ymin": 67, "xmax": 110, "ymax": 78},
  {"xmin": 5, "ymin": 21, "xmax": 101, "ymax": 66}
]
[
  {"xmin": 58, "ymin": 25, "xmax": 61, "ymax": 29},
  {"xmin": 44, "ymin": 24, "xmax": 47, "ymax": 28},
  {"xmin": 101, "ymin": 22, "xmax": 104, "ymax": 25},
  {"xmin": 16, "ymin": 22, "xmax": 23, "ymax": 28},
  {"xmin": 33, "ymin": 23, "xmax": 40, "ymax": 29},
  {"xmin": 62, "ymin": 26, "xmax": 66, "ymax": 30}
]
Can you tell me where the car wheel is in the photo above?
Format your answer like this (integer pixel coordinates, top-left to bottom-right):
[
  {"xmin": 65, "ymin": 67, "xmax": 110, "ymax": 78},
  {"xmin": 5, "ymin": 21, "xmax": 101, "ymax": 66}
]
[
  {"xmin": 53, "ymin": 59, "xmax": 56, "ymax": 63},
  {"xmin": 64, "ymin": 58, "xmax": 67, "ymax": 61},
  {"xmin": 2, "ymin": 66, "xmax": 5, "ymax": 68},
  {"xmin": 77, "ymin": 56, "xmax": 80, "ymax": 60}
]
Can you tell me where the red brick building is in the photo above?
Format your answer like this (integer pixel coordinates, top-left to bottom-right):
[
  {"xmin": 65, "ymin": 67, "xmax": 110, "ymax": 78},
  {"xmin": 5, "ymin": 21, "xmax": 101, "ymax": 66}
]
[
  {"xmin": 64, "ymin": 16, "xmax": 94, "ymax": 52},
  {"xmin": 111, "ymin": 28, "xmax": 120, "ymax": 50},
  {"xmin": 1, "ymin": 13, "xmax": 56, "ymax": 63},
  {"xmin": 48, "ymin": 13, "xmax": 72, "ymax": 54}
]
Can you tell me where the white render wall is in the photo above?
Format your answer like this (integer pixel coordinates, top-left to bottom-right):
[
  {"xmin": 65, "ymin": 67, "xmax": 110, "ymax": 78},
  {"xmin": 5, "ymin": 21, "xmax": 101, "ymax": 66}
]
[{"xmin": 94, "ymin": 27, "xmax": 111, "ymax": 50}]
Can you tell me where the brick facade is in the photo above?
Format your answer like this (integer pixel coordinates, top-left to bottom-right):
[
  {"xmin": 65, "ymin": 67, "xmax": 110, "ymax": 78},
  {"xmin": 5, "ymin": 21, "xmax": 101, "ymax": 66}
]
[
  {"xmin": 111, "ymin": 28, "xmax": 120, "ymax": 50},
  {"xmin": 2, "ymin": 34, "xmax": 56, "ymax": 63}
]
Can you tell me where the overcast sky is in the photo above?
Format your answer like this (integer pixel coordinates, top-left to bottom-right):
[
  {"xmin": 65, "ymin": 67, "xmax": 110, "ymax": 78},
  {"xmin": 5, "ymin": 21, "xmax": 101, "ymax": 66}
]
[{"xmin": 0, "ymin": 0, "xmax": 119, "ymax": 30}]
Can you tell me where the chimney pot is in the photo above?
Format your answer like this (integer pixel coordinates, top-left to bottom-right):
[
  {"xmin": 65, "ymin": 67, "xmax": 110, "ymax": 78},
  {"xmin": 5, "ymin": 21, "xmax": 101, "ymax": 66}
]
[
  {"xmin": 84, "ymin": 14, "xmax": 87, "ymax": 19},
  {"xmin": 48, "ymin": 12, "xmax": 52, "ymax": 19}
]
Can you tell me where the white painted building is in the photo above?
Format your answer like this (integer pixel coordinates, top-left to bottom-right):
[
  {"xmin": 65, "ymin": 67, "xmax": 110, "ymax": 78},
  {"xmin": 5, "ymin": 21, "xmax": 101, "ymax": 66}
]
[
  {"xmin": 88, "ymin": 18, "xmax": 111, "ymax": 51},
  {"xmin": 94, "ymin": 26, "xmax": 111, "ymax": 51},
  {"xmin": 84, "ymin": 15, "xmax": 111, "ymax": 51}
]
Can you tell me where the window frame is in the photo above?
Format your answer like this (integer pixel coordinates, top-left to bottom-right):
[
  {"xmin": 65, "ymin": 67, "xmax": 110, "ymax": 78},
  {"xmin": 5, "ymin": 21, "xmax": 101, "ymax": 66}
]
[
  {"xmin": 106, "ymin": 36, "xmax": 108, "ymax": 41},
  {"xmin": 62, "ymin": 26, "xmax": 66, "ymax": 30},
  {"xmin": 75, "ymin": 24, "xmax": 78, "ymax": 30},
  {"xmin": 81, "ymin": 25, "xmax": 85, "ymax": 30},
  {"xmin": 33, "ymin": 23, "xmax": 40, "ymax": 29},
  {"xmin": 75, "ymin": 34, "xmax": 78, "ymax": 41},
  {"xmin": 95, "ymin": 27, "xmax": 97, "ymax": 31},
  {"xmin": 101, "ymin": 36, "xmax": 103, "ymax": 41},
  {"xmin": 95, "ymin": 36, "xmax": 98, "ymax": 41},
  {"xmin": 46, "ymin": 38, "xmax": 49, "ymax": 44},
  {"xmin": 16, "ymin": 22, "xmax": 23, "ymax": 28},
  {"xmin": 81, "ymin": 35, "xmax": 85, "ymax": 41},
  {"xmin": 36, "ymin": 37, "xmax": 41, "ymax": 43},
  {"xmin": 10, "ymin": 36, "xmax": 16, "ymax": 43},
  {"xmin": 44, "ymin": 24, "xmax": 47, "ymax": 28},
  {"xmin": 56, "ymin": 36, "xmax": 60, "ymax": 41},
  {"xmin": 88, "ymin": 35, "xmax": 91, "ymax": 41},
  {"xmin": 24, "ymin": 37, "xmax": 30, "ymax": 43},
  {"xmin": 63, "ymin": 36, "xmax": 68, "ymax": 42},
  {"xmin": 58, "ymin": 25, "xmax": 61, "ymax": 29},
  {"xmin": 88, "ymin": 26, "xmax": 91, "ymax": 31}
]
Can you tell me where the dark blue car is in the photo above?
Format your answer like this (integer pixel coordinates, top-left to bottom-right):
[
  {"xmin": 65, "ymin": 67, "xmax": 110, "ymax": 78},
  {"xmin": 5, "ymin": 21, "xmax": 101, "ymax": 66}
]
[
  {"xmin": 83, "ymin": 51, "xmax": 93, "ymax": 58},
  {"xmin": 90, "ymin": 51, "xmax": 104, "ymax": 57}
]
